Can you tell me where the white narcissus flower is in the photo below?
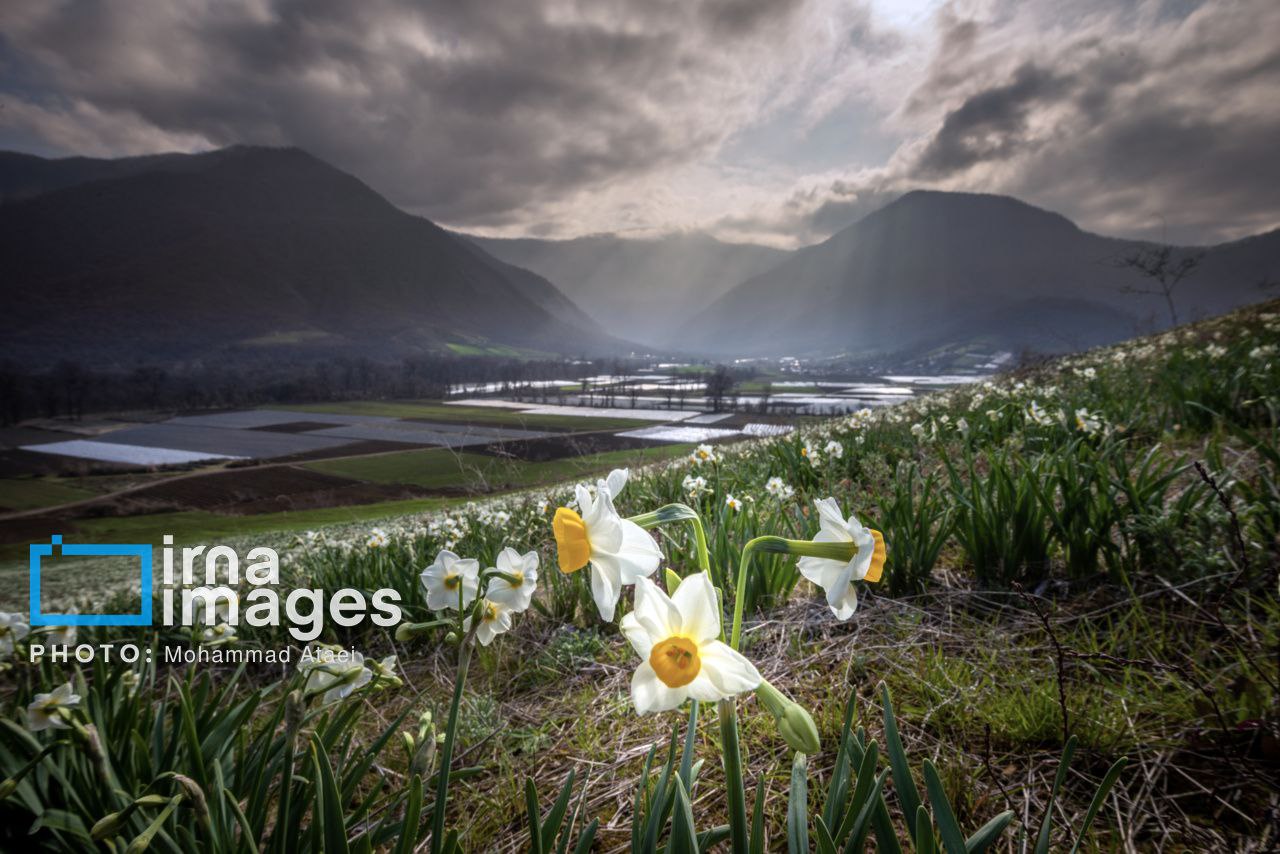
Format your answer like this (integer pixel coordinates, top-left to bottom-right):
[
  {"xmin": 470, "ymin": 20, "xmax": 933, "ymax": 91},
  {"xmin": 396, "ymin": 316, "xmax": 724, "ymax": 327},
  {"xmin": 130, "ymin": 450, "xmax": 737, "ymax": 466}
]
[
  {"xmin": 620, "ymin": 573, "xmax": 761, "ymax": 714},
  {"xmin": 689, "ymin": 444, "xmax": 717, "ymax": 465},
  {"xmin": 725, "ymin": 494, "xmax": 742, "ymax": 512},
  {"xmin": 299, "ymin": 647, "xmax": 372, "ymax": 704},
  {"xmin": 825, "ymin": 440, "xmax": 844, "ymax": 459},
  {"xmin": 420, "ymin": 550, "xmax": 480, "ymax": 611},
  {"xmin": 27, "ymin": 682, "xmax": 80, "ymax": 732},
  {"xmin": 369, "ymin": 655, "xmax": 402, "ymax": 687},
  {"xmin": 487, "ymin": 547, "xmax": 538, "ymax": 613},
  {"xmin": 553, "ymin": 469, "xmax": 661, "ymax": 622},
  {"xmin": 797, "ymin": 498, "xmax": 886, "ymax": 620},
  {"xmin": 1026, "ymin": 400, "xmax": 1054, "ymax": 427},
  {"xmin": 764, "ymin": 477, "xmax": 794, "ymax": 500},
  {"xmin": 38, "ymin": 609, "xmax": 77, "ymax": 647},
  {"xmin": 201, "ymin": 623, "xmax": 237, "ymax": 645},
  {"xmin": 1074, "ymin": 408, "xmax": 1102, "ymax": 436},
  {"xmin": 0, "ymin": 612, "xmax": 30, "ymax": 658},
  {"xmin": 682, "ymin": 474, "xmax": 709, "ymax": 497},
  {"xmin": 367, "ymin": 527, "xmax": 389, "ymax": 548},
  {"xmin": 464, "ymin": 599, "xmax": 513, "ymax": 646}
]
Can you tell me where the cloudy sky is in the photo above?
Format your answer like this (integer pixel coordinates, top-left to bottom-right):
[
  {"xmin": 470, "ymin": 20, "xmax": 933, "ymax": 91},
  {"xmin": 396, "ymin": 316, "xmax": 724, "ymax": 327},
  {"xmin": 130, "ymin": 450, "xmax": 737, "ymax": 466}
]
[{"xmin": 1, "ymin": 0, "xmax": 1277, "ymax": 248}]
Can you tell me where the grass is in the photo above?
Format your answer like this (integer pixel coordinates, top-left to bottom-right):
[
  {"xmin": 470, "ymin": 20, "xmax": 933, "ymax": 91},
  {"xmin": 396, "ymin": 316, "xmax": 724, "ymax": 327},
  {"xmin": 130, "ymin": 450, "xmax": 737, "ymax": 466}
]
[
  {"xmin": 267, "ymin": 399, "xmax": 654, "ymax": 431},
  {"xmin": 444, "ymin": 342, "xmax": 536, "ymax": 358},
  {"xmin": 303, "ymin": 444, "xmax": 695, "ymax": 491},
  {"xmin": 0, "ymin": 476, "xmax": 98, "ymax": 512}
]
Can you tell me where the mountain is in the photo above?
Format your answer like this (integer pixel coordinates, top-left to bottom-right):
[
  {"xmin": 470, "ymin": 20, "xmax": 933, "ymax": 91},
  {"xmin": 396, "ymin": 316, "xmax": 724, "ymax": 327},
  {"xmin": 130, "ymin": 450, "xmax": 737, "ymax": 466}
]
[
  {"xmin": 465, "ymin": 232, "xmax": 786, "ymax": 346},
  {"xmin": 680, "ymin": 191, "xmax": 1280, "ymax": 357},
  {"xmin": 0, "ymin": 150, "xmax": 221, "ymax": 203},
  {"xmin": 0, "ymin": 146, "xmax": 622, "ymax": 367}
]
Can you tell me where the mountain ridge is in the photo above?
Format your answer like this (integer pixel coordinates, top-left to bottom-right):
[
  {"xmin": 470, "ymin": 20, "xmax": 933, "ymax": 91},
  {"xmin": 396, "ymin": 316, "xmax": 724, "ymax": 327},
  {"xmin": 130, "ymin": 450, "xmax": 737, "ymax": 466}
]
[
  {"xmin": 0, "ymin": 146, "xmax": 625, "ymax": 367},
  {"xmin": 679, "ymin": 189, "xmax": 1280, "ymax": 356}
]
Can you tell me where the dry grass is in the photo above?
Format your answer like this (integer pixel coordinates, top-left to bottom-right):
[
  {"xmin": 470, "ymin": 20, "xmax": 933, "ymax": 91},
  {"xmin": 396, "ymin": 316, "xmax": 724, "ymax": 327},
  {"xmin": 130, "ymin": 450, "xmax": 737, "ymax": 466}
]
[{"xmin": 347, "ymin": 572, "xmax": 1277, "ymax": 852}]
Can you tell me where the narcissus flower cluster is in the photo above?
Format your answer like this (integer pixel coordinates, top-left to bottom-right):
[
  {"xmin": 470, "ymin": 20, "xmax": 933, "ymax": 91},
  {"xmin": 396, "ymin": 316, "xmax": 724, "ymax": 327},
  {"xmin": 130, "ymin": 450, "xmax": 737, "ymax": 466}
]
[{"xmin": 551, "ymin": 468, "xmax": 886, "ymax": 720}]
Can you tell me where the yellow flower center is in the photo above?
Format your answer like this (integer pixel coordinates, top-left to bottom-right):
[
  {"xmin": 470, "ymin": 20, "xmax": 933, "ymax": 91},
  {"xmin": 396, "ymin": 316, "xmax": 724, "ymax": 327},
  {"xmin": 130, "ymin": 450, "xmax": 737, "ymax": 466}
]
[
  {"xmin": 865, "ymin": 530, "xmax": 887, "ymax": 584},
  {"xmin": 553, "ymin": 507, "xmax": 591, "ymax": 574},
  {"xmin": 443, "ymin": 573, "xmax": 460, "ymax": 590},
  {"xmin": 507, "ymin": 571, "xmax": 524, "ymax": 588},
  {"xmin": 650, "ymin": 636, "xmax": 700, "ymax": 688}
]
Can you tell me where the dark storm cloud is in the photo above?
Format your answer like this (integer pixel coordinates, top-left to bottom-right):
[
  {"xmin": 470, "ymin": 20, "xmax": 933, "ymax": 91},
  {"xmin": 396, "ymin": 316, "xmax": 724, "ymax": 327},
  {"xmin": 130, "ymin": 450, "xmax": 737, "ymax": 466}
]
[
  {"xmin": 1, "ymin": 0, "xmax": 1277, "ymax": 245},
  {"xmin": 915, "ymin": 63, "xmax": 1065, "ymax": 177},
  {"xmin": 759, "ymin": 0, "xmax": 1280, "ymax": 246},
  {"xmin": 0, "ymin": 0, "xmax": 807, "ymax": 228}
]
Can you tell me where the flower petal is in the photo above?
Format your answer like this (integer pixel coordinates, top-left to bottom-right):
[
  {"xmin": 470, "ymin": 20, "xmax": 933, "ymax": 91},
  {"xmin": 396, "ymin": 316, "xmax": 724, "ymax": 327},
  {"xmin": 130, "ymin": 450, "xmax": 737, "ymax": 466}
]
[
  {"xmin": 631, "ymin": 661, "xmax": 688, "ymax": 714},
  {"xmin": 495, "ymin": 547, "xmax": 521, "ymax": 574},
  {"xmin": 815, "ymin": 497, "xmax": 846, "ymax": 532},
  {"xmin": 797, "ymin": 555, "xmax": 843, "ymax": 586},
  {"xmin": 631, "ymin": 576, "xmax": 681, "ymax": 639},
  {"xmin": 697, "ymin": 640, "xmax": 762, "ymax": 696},
  {"xmin": 604, "ymin": 468, "xmax": 629, "ymax": 497},
  {"xmin": 620, "ymin": 611, "xmax": 655, "ymax": 659},
  {"xmin": 612, "ymin": 520, "xmax": 661, "ymax": 583},
  {"xmin": 588, "ymin": 561, "xmax": 622, "ymax": 622},
  {"xmin": 827, "ymin": 580, "xmax": 858, "ymax": 620},
  {"xmin": 671, "ymin": 572, "xmax": 720, "ymax": 643}
]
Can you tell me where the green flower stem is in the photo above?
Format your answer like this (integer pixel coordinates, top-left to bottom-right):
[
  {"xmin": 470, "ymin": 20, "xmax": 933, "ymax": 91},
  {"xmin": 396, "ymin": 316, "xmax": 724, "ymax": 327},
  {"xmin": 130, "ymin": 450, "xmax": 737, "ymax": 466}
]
[
  {"xmin": 0, "ymin": 739, "xmax": 68, "ymax": 799},
  {"xmin": 731, "ymin": 537, "xmax": 857, "ymax": 649},
  {"xmin": 628, "ymin": 503, "xmax": 711, "ymax": 575},
  {"xmin": 429, "ymin": 605, "xmax": 481, "ymax": 854},
  {"xmin": 718, "ymin": 699, "xmax": 749, "ymax": 854}
]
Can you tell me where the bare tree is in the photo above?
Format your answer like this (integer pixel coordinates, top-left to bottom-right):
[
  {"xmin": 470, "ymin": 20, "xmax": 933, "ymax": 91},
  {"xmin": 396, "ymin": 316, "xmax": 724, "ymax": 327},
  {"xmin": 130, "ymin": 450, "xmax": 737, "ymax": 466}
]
[
  {"xmin": 1114, "ymin": 245, "xmax": 1202, "ymax": 327},
  {"xmin": 705, "ymin": 365, "xmax": 735, "ymax": 413}
]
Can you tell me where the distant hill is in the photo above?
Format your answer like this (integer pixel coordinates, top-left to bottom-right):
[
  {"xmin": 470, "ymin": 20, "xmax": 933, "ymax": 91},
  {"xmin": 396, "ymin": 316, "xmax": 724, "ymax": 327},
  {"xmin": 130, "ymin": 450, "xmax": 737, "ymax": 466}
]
[
  {"xmin": 680, "ymin": 191, "xmax": 1280, "ymax": 357},
  {"xmin": 0, "ymin": 146, "xmax": 623, "ymax": 367},
  {"xmin": 466, "ymin": 232, "xmax": 786, "ymax": 346}
]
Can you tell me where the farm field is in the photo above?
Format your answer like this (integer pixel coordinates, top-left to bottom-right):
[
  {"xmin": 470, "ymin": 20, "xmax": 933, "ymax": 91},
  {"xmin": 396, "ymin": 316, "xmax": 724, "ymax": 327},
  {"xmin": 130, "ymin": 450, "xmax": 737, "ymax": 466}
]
[
  {"xmin": 0, "ymin": 477, "xmax": 99, "ymax": 512},
  {"xmin": 304, "ymin": 443, "xmax": 695, "ymax": 490},
  {"xmin": 269, "ymin": 399, "xmax": 656, "ymax": 431}
]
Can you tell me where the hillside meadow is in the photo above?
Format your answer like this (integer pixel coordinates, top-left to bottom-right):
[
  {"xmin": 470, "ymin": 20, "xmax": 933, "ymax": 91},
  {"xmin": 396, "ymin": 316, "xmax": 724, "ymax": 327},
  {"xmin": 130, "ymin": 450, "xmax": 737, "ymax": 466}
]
[{"xmin": 1, "ymin": 301, "xmax": 1277, "ymax": 851}]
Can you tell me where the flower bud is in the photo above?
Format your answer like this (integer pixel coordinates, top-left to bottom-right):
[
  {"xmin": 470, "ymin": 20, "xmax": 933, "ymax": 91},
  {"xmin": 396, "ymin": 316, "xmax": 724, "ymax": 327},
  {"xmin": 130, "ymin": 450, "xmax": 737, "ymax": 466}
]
[
  {"xmin": 91, "ymin": 812, "xmax": 126, "ymax": 840},
  {"xmin": 778, "ymin": 703, "xmax": 821, "ymax": 755},
  {"xmin": 755, "ymin": 679, "xmax": 820, "ymax": 755},
  {"xmin": 664, "ymin": 568, "xmax": 681, "ymax": 596},
  {"xmin": 284, "ymin": 690, "xmax": 305, "ymax": 733},
  {"xmin": 172, "ymin": 774, "xmax": 209, "ymax": 825},
  {"xmin": 394, "ymin": 622, "xmax": 419, "ymax": 642},
  {"xmin": 445, "ymin": 631, "xmax": 459, "ymax": 645}
]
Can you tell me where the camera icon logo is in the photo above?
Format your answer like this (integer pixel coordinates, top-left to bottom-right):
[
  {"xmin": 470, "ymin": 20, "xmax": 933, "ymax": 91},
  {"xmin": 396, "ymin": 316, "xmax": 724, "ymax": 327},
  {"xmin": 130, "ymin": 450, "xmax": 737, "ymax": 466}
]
[{"xmin": 29, "ymin": 535, "xmax": 153, "ymax": 627}]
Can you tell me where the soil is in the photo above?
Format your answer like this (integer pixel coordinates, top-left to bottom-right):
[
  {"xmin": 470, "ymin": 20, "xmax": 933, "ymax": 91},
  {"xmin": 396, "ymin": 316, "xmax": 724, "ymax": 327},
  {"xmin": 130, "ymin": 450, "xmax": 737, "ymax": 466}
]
[
  {"xmin": 253, "ymin": 421, "xmax": 351, "ymax": 434},
  {"xmin": 473, "ymin": 430, "xmax": 666, "ymax": 462}
]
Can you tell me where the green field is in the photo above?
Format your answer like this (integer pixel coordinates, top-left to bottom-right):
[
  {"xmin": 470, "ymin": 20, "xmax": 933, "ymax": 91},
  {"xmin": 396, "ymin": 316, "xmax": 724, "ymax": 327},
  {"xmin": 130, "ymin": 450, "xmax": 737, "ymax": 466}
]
[
  {"xmin": 269, "ymin": 400, "xmax": 653, "ymax": 431},
  {"xmin": 304, "ymin": 444, "xmax": 694, "ymax": 490},
  {"xmin": 0, "ymin": 476, "xmax": 99, "ymax": 512}
]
